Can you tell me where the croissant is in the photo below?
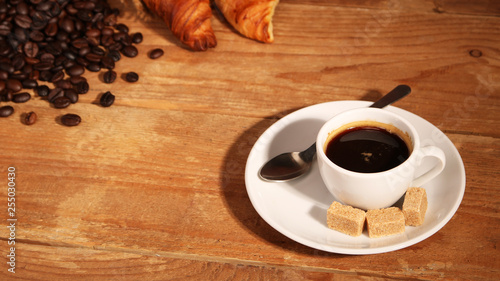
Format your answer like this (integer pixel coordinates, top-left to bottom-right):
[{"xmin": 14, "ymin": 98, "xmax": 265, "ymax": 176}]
[
  {"xmin": 142, "ymin": 0, "xmax": 217, "ymax": 51},
  {"xmin": 214, "ymin": 0, "xmax": 279, "ymax": 43}
]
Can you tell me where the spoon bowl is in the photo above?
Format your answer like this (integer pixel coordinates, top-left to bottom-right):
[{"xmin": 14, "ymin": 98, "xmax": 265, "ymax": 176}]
[{"xmin": 258, "ymin": 85, "xmax": 411, "ymax": 181}]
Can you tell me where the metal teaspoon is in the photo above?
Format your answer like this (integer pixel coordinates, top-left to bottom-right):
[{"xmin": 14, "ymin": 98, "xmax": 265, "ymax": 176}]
[{"xmin": 258, "ymin": 84, "xmax": 412, "ymax": 182}]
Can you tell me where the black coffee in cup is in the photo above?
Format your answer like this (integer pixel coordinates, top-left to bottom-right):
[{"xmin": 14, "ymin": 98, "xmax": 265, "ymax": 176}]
[{"xmin": 325, "ymin": 121, "xmax": 411, "ymax": 173}]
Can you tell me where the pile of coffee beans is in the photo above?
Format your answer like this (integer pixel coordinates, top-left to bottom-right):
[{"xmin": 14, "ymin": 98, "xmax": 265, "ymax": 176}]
[{"xmin": 0, "ymin": 0, "xmax": 159, "ymax": 126}]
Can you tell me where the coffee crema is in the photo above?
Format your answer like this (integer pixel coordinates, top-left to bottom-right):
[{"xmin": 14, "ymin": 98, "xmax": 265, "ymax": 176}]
[{"xmin": 324, "ymin": 121, "xmax": 412, "ymax": 173}]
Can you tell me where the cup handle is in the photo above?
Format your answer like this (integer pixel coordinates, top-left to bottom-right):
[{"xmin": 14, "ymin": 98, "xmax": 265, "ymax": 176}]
[{"xmin": 411, "ymin": 146, "xmax": 446, "ymax": 187}]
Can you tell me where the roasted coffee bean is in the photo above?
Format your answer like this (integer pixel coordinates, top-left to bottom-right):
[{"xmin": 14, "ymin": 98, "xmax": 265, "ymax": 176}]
[
  {"xmin": 48, "ymin": 87, "xmax": 64, "ymax": 102},
  {"xmin": 14, "ymin": 26, "xmax": 27, "ymax": 40},
  {"xmin": 115, "ymin": 23, "xmax": 129, "ymax": 33},
  {"xmin": 64, "ymin": 89, "xmax": 78, "ymax": 103},
  {"xmin": 30, "ymin": 11, "xmax": 47, "ymax": 30},
  {"xmin": 74, "ymin": 1, "xmax": 94, "ymax": 10},
  {"xmin": 0, "ymin": 62, "xmax": 15, "ymax": 74},
  {"xmin": 125, "ymin": 71, "xmax": 139, "ymax": 82},
  {"xmin": 60, "ymin": 18, "xmax": 75, "ymax": 33},
  {"xmin": 101, "ymin": 35, "xmax": 114, "ymax": 47},
  {"xmin": 12, "ymin": 54, "xmax": 26, "ymax": 70},
  {"xmin": 121, "ymin": 34, "xmax": 133, "ymax": 46},
  {"xmin": 0, "ymin": 26, "xmax": 10, "ymax": 37},
  {"xmin": 121, "ymin": 45, "xmax": 138, "ymax": 57},
  {"xmin": 53, "ymin": 96, "xmax": 71, "ymax": 108},
  {"xmin": 1, "ymin": 91, "xmax": 13, "ymax": 102},
  {"xmin": 29, "ymin": 69, "xmax": 40, "ymax": 80},
  {"xmin": 44, "ymin": 22, "xmax": 58, "ymax": 37},
  {"xmin": 14, "ymin": 14, "xmax": 32, "ymax": 29},
  {"xmin": 45, "ymin": 42, "xmax": 63, "ymax": 56},
  {"xmin": 36, "ymin": 1, "xmax": 52, "ymax": 12},
  {"xmin": 8, "ymin": 38, "xmax": 20, "ymax": 51},
  {"xmin": 6, "ymin": 79, "xmax": 22, "ymax": 92},
  {"xmin": 63, "ymin": 59, "xmax": 77, "ymax": 70},
  {"xmin": 101, "ymin": 27, "xmax": 114, "ymax": 36},
  {"xmin": 77, "ymin": 10, "xmax": 92, "ymax": 22},
  {"xmin": 149, "ymin": 48, "xmax": 164, "ymax": 59},
  {"xmin": 51, "ymin": 65, "xmax": 65, "ymax": 73},
  {"xmin": 70, "ymin": 75, "xmax": 86, "ymax": 85},
  {"xmin": 22, "ymin": 63, "xmax": 33, "ymax": 74},
  {"xmin": 101, "ymin": 56, "xmax": 115, "ymax": 69},
  {"xmin": 25, "ymin": 55, "xmax": 40, "ymax": 64},
  {"xmin": 15, "ymin": 27, "xmax": 28, "ymax": 40},
  {"xmin": 54, "ymin": 79, "xmax": 72, "ymax": 89},
  {"xmin": 35, "ymin": 85, "xmax": 50, "ymax": 97},
  {"xmin": 0, "ymin": 70, "xmax": 9, "ymax": 80},
  {"xmin": 40, "ymin": 53, "xmax": 55, "ymax": 63},
  {"xmin": 86, "ymin": 63, "xmax": 100, "ymax": 72},
  {"xmin": 38, "ymin": 70, "xmax": 53, "ymax": 81},
  {"xmin": 63, "ymin": 50, "xmax": 77, "ymax": 61},
  {"xmin": 49, "ymin": 4, "xmax": 61, "ymax": 17},
  {"xmin": 132, "ymin": 32, "xmax": 143, "ymax": 44},
  {"xmin": 22, "ymin": 79, "xmax": 38, "ymax": 89},
  {"xmin": 34, "ymin": 61, "xmax": 53, "ymax": 71},
  {"xmin": 61, "ymin": 113, "xmax": 81, "ymax": 126},
  {"xmin": 84, "ymin": 35, "xmax": 98, "ymax": 46},
  {"xmin": 14, "ymin": 27, "xmax": 28, "ymax": 43},
  {"xmin": 12, "ymin": 92, "xmax": 31, "ymax": 103},
  {"xmin": 103, "ymin": 69, "xmax": 116, "ymax": 83},
  {"xmin": 108, "ymin": 42, "xmax": 123, "ymax": 52},
  {"xmin": 103, "ymin": 13, "xmax": 117, "ymax": 26},
  {"xmin": 52, "ymin": 55, "xmax": 65, "ymax": 66},
  {"xmin": 24, "ymin": 111, "xmax": 37, "ymax": 125},
  {"xmin": 100, "ymin": 91, "xmax": 115, "ymax": 107},
  {"xmin": 16, "ymin": 2, "xmax": 29, "ymax": 15},
  {"xmin": 0, "ymin": 105, "xmax": 14, "ymax": 117},
  {"xmin": 10, "ymin": 72, "xmax": 28, "ymax": 81},
  {"xmin": 75, "ymin": 57, "xmax": 89, "ymax": 67},
  {"xmin": 67, "ymin": 65, "xmax": 84, "ymax": 76},
  {"xmin": 85, "ymin": 53, "xmax": 102, "ymax": 63},
  {"xmin": 91, "ymin": 46, "xmax": 106, "ymax": 56},
  {"xmin": 107, "ymin": 50, "xmax": 121, "ymax": 62},
  {"xmin": 78, "ymin": 46, "xmax": 91, "ymax": 57},
  {"xmin": 94, "ymin": 15, "xmax": 106, "ymax": 29},
  {"xmin": 65, "ymin": 4, "xmax": 78, "ymax": 15},
  {"xmin": 71, "ymin": 38, "xmax": 88, "ymax": 49},
  {"xmin": 29, "ymin": 30, "xmax": 45, "ymax": 41},
  {"xmin": 85, "ymin": 28, "xmax": 101, "ymax": 38},
  {"xmin": 0, "ymin": 81, "xmax": 5, "ymax": 92},
  {"xmin": 74, "ymin": 81, "xmax": 89, "ymax": 94},
  {"xmin": 50, "ymin": 70, "xmax": 64, "ymax": 82}
]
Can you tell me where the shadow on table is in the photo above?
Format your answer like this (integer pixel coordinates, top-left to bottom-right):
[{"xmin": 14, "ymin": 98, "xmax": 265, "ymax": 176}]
[{"xmin": 219, "ymin": 107, "xmax": 322, "ymax": 256}]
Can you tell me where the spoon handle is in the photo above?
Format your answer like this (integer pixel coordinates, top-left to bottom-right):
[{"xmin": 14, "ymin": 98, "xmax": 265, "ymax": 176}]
[
  {"xmin": 369, "ymin": 85, "xmax": 411, "ymax": 109},
  {"xmin": 298, "ymin": 142, "xmax": 317, "ymax": 162}
]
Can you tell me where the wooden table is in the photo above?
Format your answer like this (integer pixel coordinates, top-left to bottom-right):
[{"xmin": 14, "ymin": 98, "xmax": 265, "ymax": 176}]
[{"xmin": 1, "ymin": 0, "xmax": 499, "ymax": 280}]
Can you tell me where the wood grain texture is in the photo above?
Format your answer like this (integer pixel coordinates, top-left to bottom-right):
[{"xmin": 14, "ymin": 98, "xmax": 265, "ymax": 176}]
[{"xmin": 1, "ymin": 0, "xmax": 499, "ymax": 280}]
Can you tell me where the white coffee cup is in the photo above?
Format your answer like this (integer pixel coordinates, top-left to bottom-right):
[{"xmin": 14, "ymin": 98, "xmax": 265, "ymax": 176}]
[{"xmin": 316, "ymin": 107, "xmax": 446, "ymax": 210}]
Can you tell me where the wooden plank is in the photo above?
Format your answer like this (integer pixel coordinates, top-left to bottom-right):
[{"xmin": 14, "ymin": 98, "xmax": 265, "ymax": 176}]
[
  {"xmin": 435, "ymin": 0, "xmax": 500, "ymax": 16},
  {"xmin": 1, "ymin": 243, "xmax": 370, "ymax": 280}
]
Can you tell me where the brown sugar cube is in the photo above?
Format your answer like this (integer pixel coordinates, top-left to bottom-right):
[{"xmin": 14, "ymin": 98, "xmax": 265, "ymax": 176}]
[
  {"xmin": 366, "ymin": 207, "xmax": 405, "ymax": 238},
  {"xmin": 403, "ymin": 187, "xmax": 428, "ymax": 226},
  {"xmin": 327, "ymin": 201, "xmax": 366, "ymax": 237}
]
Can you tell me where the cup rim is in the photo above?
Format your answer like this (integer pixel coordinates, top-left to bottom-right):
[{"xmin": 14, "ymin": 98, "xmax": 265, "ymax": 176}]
[{"xmin": 316, "ymin": 107, "xmax": 420, "ymax": 177}]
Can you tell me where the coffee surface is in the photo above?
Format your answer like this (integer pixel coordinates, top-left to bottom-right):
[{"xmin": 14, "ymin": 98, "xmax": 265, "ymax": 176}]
[{"xmin": 325, "ymin": 126, "xmax": 409, "ymax": 173}]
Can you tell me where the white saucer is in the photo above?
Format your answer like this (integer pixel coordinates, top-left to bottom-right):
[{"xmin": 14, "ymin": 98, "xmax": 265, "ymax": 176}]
[{"xmin": 245, "ymin": 101, "xmax": 465, "ymax": 255}]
